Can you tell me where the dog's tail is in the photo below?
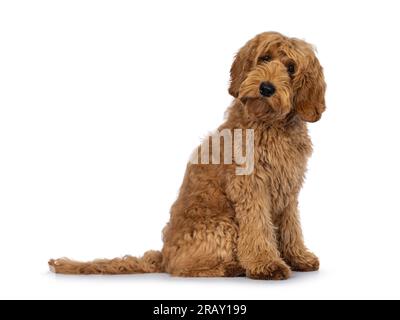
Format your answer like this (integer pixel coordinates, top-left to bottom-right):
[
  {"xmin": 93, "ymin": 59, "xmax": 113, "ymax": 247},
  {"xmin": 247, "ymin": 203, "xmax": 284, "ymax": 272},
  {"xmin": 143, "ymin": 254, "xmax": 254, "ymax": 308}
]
[{"xmin": 48, "ymin": 250, "xmax": 164, "ymax": 275}]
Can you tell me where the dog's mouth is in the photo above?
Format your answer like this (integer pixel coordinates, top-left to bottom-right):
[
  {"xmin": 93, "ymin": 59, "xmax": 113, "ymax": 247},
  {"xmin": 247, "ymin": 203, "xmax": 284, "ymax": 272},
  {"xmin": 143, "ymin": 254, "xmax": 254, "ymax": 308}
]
[{"xmin": 238, "ymin": 82, "xmax": 292, "ymax": 117}]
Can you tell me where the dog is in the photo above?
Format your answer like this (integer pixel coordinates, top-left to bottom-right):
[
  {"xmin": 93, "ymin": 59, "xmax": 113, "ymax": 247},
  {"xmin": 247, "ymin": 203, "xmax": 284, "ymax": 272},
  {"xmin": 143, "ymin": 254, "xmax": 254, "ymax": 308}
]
[{"xmin": 49, "ymin": 31, "xmax": 326, "ymax": 280}]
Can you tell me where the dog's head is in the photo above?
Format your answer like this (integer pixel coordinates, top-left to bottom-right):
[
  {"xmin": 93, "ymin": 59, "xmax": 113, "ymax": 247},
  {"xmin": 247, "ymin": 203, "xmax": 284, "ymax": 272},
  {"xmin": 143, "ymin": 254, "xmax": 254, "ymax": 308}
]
[{"xmin": 229, "ymin": 32, "xmax": 326, "ymax": 122}]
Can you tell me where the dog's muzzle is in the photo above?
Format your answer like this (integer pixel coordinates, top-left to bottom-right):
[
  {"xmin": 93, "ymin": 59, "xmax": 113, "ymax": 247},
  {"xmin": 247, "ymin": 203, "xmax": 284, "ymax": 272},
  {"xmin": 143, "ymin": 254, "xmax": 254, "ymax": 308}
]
[{"xmin": 259, "ymin": 82, "xmax": 276, "ymax": 97}]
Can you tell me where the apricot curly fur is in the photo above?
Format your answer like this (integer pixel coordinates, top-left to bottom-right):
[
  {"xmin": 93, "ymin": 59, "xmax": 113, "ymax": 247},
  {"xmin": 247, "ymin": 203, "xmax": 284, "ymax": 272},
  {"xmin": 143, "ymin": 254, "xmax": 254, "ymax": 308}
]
[{"xmin": 49, "ymin": 32, "xmax": 326, "ymax": 280}]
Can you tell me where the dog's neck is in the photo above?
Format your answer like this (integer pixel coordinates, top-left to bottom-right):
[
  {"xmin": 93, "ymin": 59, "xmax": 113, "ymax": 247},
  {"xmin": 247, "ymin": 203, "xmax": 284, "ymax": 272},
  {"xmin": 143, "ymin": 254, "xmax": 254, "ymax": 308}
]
[{"xmin": 225, "ymin": 99, "xmax": 303, "ymax": 130}]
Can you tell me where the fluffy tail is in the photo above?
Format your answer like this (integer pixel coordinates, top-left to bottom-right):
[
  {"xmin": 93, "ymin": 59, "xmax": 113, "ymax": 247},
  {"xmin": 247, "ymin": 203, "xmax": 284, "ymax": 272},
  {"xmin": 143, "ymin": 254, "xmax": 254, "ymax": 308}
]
[{"xmin": 48, "ymin": 250, "xmax": 163, "ymax": 275}]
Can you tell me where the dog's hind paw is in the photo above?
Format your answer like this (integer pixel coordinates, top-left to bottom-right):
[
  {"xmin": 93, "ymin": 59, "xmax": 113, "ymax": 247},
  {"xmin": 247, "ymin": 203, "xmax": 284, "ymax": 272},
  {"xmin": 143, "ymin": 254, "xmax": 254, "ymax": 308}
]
[{"xmin": 246, "ymin": 259, "xmax": 291, "ymax": 280}]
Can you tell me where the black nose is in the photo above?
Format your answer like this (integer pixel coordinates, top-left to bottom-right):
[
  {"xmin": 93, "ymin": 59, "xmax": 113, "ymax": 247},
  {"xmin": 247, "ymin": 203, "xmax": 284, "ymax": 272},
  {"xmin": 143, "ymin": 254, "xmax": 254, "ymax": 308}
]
[{"xmin": 259, "ymin": 82, "xmax": 276, "ymax": 97}]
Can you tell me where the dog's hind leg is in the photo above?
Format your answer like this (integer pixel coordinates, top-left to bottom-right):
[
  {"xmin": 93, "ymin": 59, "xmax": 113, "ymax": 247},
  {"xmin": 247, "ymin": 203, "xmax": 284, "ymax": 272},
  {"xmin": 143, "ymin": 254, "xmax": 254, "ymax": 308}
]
[
  {"xmin": 163, "ymin": 218, "xmax": 244, "ymax": 277},
  {"xmin": 170, "ymin": 262, "xmax": 244, "ymax": 278}
]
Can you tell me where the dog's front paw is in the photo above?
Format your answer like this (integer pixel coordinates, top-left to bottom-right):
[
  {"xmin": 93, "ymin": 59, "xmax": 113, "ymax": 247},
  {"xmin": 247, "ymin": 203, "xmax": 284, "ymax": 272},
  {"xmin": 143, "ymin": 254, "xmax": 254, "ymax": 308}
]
[
  {"xmin": 246, "ymin": 259, "xmax": 291, "ymax": 280},
  {"xmin": 285, "ymin": 251, "xmax": 319, "ymax": 272}
]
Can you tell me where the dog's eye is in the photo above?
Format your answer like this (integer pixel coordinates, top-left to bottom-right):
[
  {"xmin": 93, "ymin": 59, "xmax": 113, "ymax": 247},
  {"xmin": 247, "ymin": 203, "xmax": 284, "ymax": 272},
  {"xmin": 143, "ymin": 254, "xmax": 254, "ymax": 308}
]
[
  {"xmin": 259, "ymin": 55, "xmax": 272, "ymax": 63},
  {"xmin": 287, "ymin": 63, "xmax": 296, "ymax": 75}
]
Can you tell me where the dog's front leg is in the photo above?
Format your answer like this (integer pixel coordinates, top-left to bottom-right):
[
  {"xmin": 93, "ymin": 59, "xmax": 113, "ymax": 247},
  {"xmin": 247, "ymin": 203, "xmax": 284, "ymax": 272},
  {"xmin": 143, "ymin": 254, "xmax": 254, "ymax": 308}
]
[
  {"xmin": 227, "ymin": 178, "xmax": 291, "ymax": 280},
  {"xmin": 277, "ymin": 198, "xmax": 319, "ymax": 272}
]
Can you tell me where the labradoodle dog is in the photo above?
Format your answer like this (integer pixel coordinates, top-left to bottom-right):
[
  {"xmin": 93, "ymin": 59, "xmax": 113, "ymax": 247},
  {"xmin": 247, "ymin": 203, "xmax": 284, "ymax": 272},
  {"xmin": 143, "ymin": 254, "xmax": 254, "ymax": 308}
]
[{"xmin": 49, "ymin": 31, "xmax": 326, "ymax": 280}]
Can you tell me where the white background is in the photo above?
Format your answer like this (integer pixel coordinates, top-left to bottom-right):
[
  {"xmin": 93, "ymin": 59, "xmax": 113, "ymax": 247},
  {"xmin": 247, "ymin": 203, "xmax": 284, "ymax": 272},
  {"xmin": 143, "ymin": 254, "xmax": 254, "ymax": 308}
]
[{"xmin": 1, "ymin": 0, "xmax": 400, "ymax": 300}]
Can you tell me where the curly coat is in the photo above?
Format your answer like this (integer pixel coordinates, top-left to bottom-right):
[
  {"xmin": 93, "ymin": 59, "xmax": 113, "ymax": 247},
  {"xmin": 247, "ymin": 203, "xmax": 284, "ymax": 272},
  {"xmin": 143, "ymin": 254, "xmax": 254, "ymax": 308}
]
[{"xmin": 49, "ymin": 31, "xmax": 326, "ymax": 280}]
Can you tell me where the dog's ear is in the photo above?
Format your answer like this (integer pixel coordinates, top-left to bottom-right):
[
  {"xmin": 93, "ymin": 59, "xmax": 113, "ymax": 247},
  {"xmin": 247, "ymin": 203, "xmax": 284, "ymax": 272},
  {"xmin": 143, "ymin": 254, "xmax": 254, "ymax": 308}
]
[
  {"xmin": 294, "ymin": 45, "xmax": 326, "ymax": 122},
  {"xmin": 229, "ymin": 39, "xmax": 258, "ymax": 98}
]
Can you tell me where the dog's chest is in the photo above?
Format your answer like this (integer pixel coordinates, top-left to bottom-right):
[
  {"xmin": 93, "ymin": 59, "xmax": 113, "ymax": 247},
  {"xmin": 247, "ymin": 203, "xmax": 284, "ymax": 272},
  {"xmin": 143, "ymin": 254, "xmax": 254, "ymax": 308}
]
[{"xmin": 257, "ymin": 124, "xmax": 312, "ymax": 211}]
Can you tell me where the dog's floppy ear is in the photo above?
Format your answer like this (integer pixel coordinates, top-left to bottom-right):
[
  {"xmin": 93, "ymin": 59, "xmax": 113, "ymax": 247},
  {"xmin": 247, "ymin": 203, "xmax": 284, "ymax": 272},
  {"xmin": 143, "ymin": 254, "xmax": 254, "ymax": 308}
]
[
  {"xmin": 294, "ymin": 44, "xmax": 326, "ymax": 122},
  {"xmin": 229, "ymin": 39, "xmax": 258, "ymax": 98}
]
